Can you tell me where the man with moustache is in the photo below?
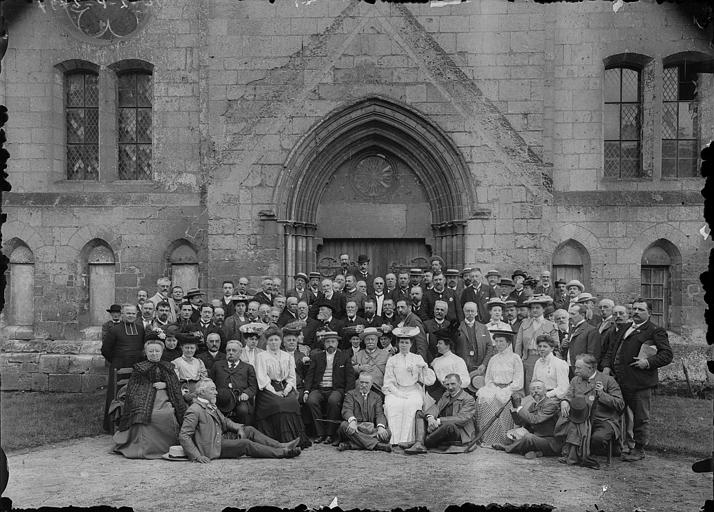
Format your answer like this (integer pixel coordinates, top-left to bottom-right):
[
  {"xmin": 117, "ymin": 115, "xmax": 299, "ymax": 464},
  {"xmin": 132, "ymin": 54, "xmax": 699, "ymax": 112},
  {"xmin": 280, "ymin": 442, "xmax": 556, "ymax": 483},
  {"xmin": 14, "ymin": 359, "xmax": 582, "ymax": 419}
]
[
  {"xmin": 278, "ymin": 296, "xmax": 299, "ymax": 327},
  {"xmin": 139, "ymin": 300, "xmax": 155, "ymax": 331},
  {"xmin": 410, "ymin": 286, "xmax": 432, "ymax": 323},
  {"xmin": 148, "ymin": 277, "xmax": 178, "ymax": 324},
  {"xmin": 310, "ymin": 278, "xmax": 346, "ymax": 320},
  {"xmin": 460, "ymin": 268, "xmax": 491, "ymax": 323},
  {"xmin": 370, "ymin": 277, "xmax": 387, "ymax": 317},
  {"xmin": 445, "ymin": 269, "xmax": 463, "ymax": 304},
  {"xmin": 254, "ymin": 278, "xmax": 274, "ymax": 307},
  {"xmin": 287, "ymin": 272, "xmax": 310, "ymax": 304},
  {"xmin": 210, "ymin": 339, "xmax": 257, "ymax": 425},
  {"xmin": 352, "ymin": 327, "xmax": 390, "ymax": 389},
  {"xmin": 343, "ymin": 274, "xmax": 367, "ymax": 317},
  {"xmin": 423, "ymin": 300, "xmax": 452, "ymax": 364},
  {"xmin": 197, "ymin": 332, "xmax": 227, "ymax": 371},
  {"xmin": 303, "ymin": 300, "xmax": 345, "ymax": 351},
  {"xmin": 485, "ymin": 269, "xmax": 501, "ymax": 298},
  {"xmin": 425, "ymin": 272, "xmax": 462, "ymax": 326},
  {"xmin": 457, "ymin": 302, "xmax": 494, "ymax": 391},
  {"xmin": 362, "ymin": 299, "xmax": 383, "ymax": 329},
  {"xmin": 218, "ymin": 281, "xmax": 236, "ymax": 318},
  {"xmin": 563, "ymin": 304, "xmax": 601, "ymax": 369},
  {"xmin": 306, "ymin": 272, "xmax": 322, "ymax": 305},
  {"xmin": 336, "ymin": 373, "xmax": 391, "ymax": 452},
  {"xmin": 391, "ymin": 271, "xmax": 411, "ymax": 305},
  {"xmin": 353, "ymin": 255, "xmax": 374, "ymax": 296},
  {"xmin": 395, "ymin": 298, "xmax": 428, "ymax": 361},
  {"xmin": 534, "ymin": 271, "xmax": 555, "ymax": 298}
]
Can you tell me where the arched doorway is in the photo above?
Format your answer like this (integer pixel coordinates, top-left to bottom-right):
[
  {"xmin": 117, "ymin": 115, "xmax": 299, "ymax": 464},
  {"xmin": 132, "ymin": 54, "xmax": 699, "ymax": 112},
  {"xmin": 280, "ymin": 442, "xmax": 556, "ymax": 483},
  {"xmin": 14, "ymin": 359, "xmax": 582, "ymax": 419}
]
[{"xmin": 275, "ymin": 97, "xmax": 474, "ymax": 286}]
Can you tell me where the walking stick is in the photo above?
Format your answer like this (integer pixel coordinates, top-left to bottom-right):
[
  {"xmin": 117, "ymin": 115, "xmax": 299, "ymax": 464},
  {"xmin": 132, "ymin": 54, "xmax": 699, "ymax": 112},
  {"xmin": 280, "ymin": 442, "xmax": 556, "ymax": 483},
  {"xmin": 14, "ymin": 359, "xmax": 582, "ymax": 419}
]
[
  {"xmin": 682, "ymin": 359, "xmax": 696, "ymax": 398},
  {"xmin": 465, "ymin": 395, "xmax": 517, "ymax": 453}
]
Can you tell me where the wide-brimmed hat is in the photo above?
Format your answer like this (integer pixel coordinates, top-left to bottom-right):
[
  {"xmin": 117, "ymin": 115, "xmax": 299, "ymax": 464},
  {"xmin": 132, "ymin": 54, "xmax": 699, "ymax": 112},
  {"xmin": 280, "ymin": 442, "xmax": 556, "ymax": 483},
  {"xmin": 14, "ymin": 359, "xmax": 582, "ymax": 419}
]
[
  {"xmin": 490, "ymin": 329, "xmax": 515, "ymax": 342},
  {"xmin": 515, "ymin": 299, "xmax": 529, "ymax": 309},
  {"xmin": 185, "ymin": 288, "xmax": 204, "ymax": 298},
  {"xmin": 568, "ymin": 395, "xmax": 591, "ymax": 424},
  {"xmin": 511, "ymin": 269, "xmax": 527, "ymax": 280},
  {"xmin": 175, "ymin": 333, "xmax": 200, "ymax": 346},
  {"xmin": 308, "ymin": 271, "xmax": 322, "ymax": 279},
  {"xmin": 486, "ymin": 298, "xmax": 506, "ymax": 310},
  {"xmin": 230, "ymin": 294, "xmax": 253, "ymax": 303},
  {"xmin": 467, "ymin": 374, "xmax": 486, "ymax": 394},
  {"xmin": 162, "ymin": 445, "xmax": 188, "ymax": 461},
  {"xmin": 527, "ymin": 294, "xmax": 554, "ymax": 306},
  {"xmin": 282, "ymin": 320, "xmax": 306, "ymax": 336},
  {"xmin": 106, "ymin": 304, "xmax": 122, "ymax": 313},
  {"xmin": 504, "ymin": 299, "xmax": 517, "ymax": 308},
  {"xmin": 314, "ymin": 298, "xmax": 335, "ymax": 312},
  {"xmin": 486, "ymin": 269, "xmax": 501, "ymax": 278},
  {"xmin": 239, "ymin": 322, "xmax": 266, "ymax": 337},
  {"xmin": 392, "ymin": 326, "xmax": 420, "ymax": 338},
  {"xmin": 317, "ymin": 330, "xmax": 340, "ymax": 342},
  {"xmin": 445, "ymin": 269, "xmax": 459, "ymax": 277},
  {"xmin": 576, "ymin": 292, "xmax": 595, "ymax": 303},
  {"xmin": 499, "ymin": 278, "xmax": 514, "ymax": 288},
  {"xmin": 357, "ymin": 254, "xmax": 370, "ymax": 264},
  {"xmin": 293, "ymin": 272, "xmax": 308, "ymax": 283},
  {"xmin": 359, "ymin": 327, "xmax": 381, "ymax": 340},
  {"xmin": 566, "ymin": 280, "xmax": 585, "ymax": 292}
]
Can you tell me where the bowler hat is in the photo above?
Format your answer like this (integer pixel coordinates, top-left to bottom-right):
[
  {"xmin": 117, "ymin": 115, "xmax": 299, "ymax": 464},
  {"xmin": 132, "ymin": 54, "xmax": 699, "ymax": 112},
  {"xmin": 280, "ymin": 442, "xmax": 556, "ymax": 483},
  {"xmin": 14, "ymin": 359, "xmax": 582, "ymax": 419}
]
[
  {"xmin": 162, "ymin": 445, "xmax": 188, "ymax": 461},
  {"xmin": 185, "ymin": 288, "xmax": 204, "ymax": 298},
  {"xmin": 566, "ymin": 280, "xmax": 585, "ymax": 292},
  {"xmin": 499, "ymin": 278, "xmax": 514, "ymax": 288},
  {"xmin": 511, "ymin": 270, "xmax": 527, "ymax": 280},
  {"xmin": 294, "ymin": 272, "xmax": 308, "ymax": 283},
  {"xmin": 308, "ymin": 271, "xmax": 322, "ymax": 279},
  {"xmin": 357, "ymin": 254, "xmax": 370, "ymax": 264},
  {"xmin": 106, "ymin": 304, "xmax": 122, "ymax": 313},
  {"xmin": 568, "ymin": 395, "xmax": 591, "ymax": 424}
]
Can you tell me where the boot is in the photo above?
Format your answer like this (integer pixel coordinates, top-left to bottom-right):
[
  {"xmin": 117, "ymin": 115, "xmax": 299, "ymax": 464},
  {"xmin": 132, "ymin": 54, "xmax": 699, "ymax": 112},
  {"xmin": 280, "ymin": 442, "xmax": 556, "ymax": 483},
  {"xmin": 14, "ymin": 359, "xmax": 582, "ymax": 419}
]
[
  {"xmin": 374, "ymin": 443, "xmax": 392, "ymax": 453},
  {"xmin": 404, "ymin": 441, "xmax": 428, "ymax": 454}
]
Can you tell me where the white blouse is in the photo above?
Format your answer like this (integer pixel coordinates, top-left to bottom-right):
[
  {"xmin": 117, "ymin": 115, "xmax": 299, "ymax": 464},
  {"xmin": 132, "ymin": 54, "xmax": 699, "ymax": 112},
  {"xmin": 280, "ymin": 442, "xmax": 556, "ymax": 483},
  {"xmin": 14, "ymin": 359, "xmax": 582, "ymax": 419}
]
[
  {"xmin": 172, "ymin": 356, "xmax": 207, "ymax": 381},
  {"xmin": 255, "ymin": 349, "xmax": 296, "ymax": 391},
  {"xmin": 484, "ymin": 347, "xmax": 524, "ymax": 392},
  {"xmin": 531, "ymin": 352, "xmax": 570, "ymax": 399},
  {"xmin": 383, "ymin": 352, "xmax": 436, "ymax": 393}
]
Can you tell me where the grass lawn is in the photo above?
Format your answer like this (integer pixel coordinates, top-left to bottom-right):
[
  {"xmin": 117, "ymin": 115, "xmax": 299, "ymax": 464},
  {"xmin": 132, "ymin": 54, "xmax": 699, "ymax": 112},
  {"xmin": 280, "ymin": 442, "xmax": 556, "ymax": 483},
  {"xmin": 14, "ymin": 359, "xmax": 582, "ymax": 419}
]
[
  {"xmin": 0, "ymin": 390, "xmax": 711, "ymax": 458},
  {"xmin": 648, "ymin": 393, "xmax": 712, "ymax": 458},
  {"xmin": 1, "ymin": 390, "xmax": 105, "ymax": 452}
]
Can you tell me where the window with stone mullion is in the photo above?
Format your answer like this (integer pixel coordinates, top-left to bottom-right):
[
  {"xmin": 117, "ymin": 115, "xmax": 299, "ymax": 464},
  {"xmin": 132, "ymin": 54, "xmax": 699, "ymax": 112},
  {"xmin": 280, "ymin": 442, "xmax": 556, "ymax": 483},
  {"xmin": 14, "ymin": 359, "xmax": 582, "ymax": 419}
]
[
  {"xmin": 604, "ymin": 67, "xmax": 642, "ymax": 178},
  {"xmin": 117, "ymin": 71, "xmax": 152, "ymax": 180},
  {"xmin": 662, "ymin": 64, "xmax": 698, "ymax": 178},
  {"xmin": 65, "ymin": 71, "xmax": 99, "ymax": 180}
]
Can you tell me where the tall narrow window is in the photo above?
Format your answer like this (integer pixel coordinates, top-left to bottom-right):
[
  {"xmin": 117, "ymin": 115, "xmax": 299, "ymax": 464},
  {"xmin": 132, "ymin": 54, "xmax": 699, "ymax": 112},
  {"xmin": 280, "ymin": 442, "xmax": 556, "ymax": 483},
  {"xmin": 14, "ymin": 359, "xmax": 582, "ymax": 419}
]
[
  {"xmin": 604, "ymin": 67, "xmax": 642, "ymax": 178},
  {"xmin": 662, "ymin": 64, "xmax": 698, "ymax": 178},
  {"xmin": 117, "ymin": 71, "xmax": 152, "ymax": 180},
  {"xmin": 65, "ymin": 71, "xmax": 99, "ymax": 180}
]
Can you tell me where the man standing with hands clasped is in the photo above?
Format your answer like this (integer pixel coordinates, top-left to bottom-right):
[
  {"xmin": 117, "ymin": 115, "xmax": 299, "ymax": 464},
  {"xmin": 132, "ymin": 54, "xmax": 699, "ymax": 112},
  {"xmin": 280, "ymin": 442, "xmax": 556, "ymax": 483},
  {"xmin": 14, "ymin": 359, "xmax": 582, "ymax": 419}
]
[{"xmin": 601, "ymin": 298, "xmax": 672, "ymax": 461}]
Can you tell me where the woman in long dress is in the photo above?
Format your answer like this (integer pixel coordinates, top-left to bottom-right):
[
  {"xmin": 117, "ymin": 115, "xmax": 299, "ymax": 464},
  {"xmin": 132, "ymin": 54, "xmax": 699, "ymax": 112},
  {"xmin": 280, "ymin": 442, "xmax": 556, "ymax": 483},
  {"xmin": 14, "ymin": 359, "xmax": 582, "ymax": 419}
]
[
  {"xmin": 253, "ymin": 326, "xmax": 312, "ymax": 448},
  {"xmin": 113, "ymin": 338, "xmax": 187, "ymax": 459},
  {"xmin": 382, "ymin": 327, "xmax": 436, "ymax": 446},
  {"xmin": 476, "ymin": 329, "xmax": 524, "ymax": 447},
  {"xmin": 514, "ymin": 295, "xmax": 557, "ymax": 385}
]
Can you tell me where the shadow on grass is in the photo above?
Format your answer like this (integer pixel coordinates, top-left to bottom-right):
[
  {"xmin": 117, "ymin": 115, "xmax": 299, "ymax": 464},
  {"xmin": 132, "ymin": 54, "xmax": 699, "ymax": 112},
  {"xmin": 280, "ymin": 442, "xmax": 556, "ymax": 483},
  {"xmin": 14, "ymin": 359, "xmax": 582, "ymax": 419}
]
[
  {"xmin": 648, "ymin": 393, "xmax": 711, "ymax": 458},
  {"xmin": 1, "ymin": 390, "xmax": 105, "ymax": 452}
]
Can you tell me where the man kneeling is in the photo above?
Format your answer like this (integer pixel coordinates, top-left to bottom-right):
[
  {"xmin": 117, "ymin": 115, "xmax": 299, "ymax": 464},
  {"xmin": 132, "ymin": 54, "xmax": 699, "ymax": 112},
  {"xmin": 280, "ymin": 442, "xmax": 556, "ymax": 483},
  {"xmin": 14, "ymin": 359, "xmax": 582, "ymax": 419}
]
[
  {"xmin": 405, "ymin": 373, "xmax": 476, "ymax": 454},
  {"xmin": 493, "ymin": 380, "xmax": 562, "ymax": 458},
  {"xmin": 336, "ymin": 373, "xmax": 392, "ymax": 452},
  {"xmin": 179, "ymin": 379, "xmax": 301, "ymax": 462}
]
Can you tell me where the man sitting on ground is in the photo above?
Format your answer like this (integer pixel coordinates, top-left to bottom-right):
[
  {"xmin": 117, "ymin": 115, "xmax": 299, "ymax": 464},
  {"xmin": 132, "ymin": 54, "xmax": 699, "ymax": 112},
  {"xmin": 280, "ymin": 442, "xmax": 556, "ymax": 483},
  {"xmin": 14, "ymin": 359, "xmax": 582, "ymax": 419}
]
[
  {"xmin": 336, "ymin": 373, "xmax": 391, "ymax": 452},
  {"xmin": 405, "ymin": 373, "xmax": 477, "ymax": 454},
  {"xmin": 493, "ymin": 380, "xmax": 562, "ymax": 458},
  {"xmin": 179, "ymin": 379, "xmax": 301, "ymax": 462}
]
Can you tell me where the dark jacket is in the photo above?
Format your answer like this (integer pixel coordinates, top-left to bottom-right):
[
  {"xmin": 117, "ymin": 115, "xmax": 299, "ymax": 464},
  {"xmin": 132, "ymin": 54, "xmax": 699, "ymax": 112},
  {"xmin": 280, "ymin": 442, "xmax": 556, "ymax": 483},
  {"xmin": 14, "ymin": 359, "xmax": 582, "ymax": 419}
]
[
  {"xmin": 304, "ymin": 349, "xmax": 355, "ymax": 393},
  {"xmin": 564, "ymin": 320, "xmax": 601, "ymax": 366},
  {"xmin": 309, "ymin": 291, "xmax": 347, "ymax": 320},
  {"xmin": 425, "ymin": 287, "xmax": 463, "ymax": 325},
  {"xmin": 209, "ymin": 359, "xmax": 258, "ymax": 400},
  {"xmin": 512, "ymin": 395, "xmax": 560, "ymax": 438},
  {"xmin": 461, "ymin": 283, "xmax": 492, "ymax": 323},
  {"xmin": 253, "ymin": 291, "xmax": 274, "ymax": 306},
  {"xmin": 456, "ymin": 320, "xmax": 494, "ymax": 372},
  {"xmin": 303, "ymin": 317, "xmax": 346, "ymax": 350},
  {"xmin": 341, "ymin": 388, "xmax": 386, "ymax": 426},
  {"xmin": 101, "ymin": 321, "xmax": 147, "ymax": 369},
  {"xmin": 424, "ymin": 389, "xmax": 477, "ymax": 444},
  {"xmin": 423, "ymin": 318, "xmax": 452, "ymax": 364},
  {"xmin": 606, "ymin": 320, "xmax": 673, "ymax": 390},
  {"xmin": 198, "ymin": 351, "xmax": 227, "ymax": 372}
]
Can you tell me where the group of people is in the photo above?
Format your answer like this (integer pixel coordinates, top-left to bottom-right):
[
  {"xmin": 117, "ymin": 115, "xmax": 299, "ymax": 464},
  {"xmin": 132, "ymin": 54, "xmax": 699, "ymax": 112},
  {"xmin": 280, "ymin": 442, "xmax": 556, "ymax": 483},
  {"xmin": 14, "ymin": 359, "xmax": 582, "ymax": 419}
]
[{"xmin": 101, "ymin": 254, "xmax": 673, "ymax": 468}]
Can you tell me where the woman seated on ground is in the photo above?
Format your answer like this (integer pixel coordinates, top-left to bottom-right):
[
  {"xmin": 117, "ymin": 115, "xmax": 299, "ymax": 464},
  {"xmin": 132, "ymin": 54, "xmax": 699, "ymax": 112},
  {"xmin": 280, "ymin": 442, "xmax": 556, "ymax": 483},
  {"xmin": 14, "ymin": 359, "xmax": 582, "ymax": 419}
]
[
  {"xmin": 113, "ymin": 336, "xmax": 187, "ymax": 459},
  {"xmin": 382, "ymin": 326, "xmax": 436, "ymax": 447},
  {"xmin": 253, "ymin": 326, "xmax": 312, "ymax": 448},
  {"xmin": 476, "ymin": 329, "xmax": 524, "ymax": 447},
  {"xmin": 172, "ymin": 333, "xmax": 207, "ymax": 396}
]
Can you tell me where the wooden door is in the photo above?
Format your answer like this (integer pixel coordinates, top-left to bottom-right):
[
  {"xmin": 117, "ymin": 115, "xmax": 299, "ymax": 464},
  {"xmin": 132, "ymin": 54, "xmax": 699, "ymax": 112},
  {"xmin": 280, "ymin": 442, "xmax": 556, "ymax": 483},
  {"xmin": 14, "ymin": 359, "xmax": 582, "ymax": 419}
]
[{"xmin": 317, "ymin": 239, "xmax": 432, "ymax": 279}]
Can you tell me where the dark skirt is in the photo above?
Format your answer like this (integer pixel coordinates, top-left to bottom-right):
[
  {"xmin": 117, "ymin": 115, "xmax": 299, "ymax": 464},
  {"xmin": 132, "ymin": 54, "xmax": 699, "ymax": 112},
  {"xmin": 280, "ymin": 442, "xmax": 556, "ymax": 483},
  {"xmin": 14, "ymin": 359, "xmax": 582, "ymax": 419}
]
[
  {"xmin": 254, "ymin": 389, "xmax": 311, "ymax": 448},
  {"xmin": 112, "ymin": 389, "xmax": 179, "ymax": 459}
]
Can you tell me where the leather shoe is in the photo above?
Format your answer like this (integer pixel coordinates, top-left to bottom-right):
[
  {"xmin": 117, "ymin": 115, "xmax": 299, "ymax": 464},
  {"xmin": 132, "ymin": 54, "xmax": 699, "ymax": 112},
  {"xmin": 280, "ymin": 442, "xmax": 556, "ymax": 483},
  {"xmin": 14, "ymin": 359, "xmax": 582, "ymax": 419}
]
[
  {"xmin": 337, "ymin": 442, "xmax": 351, "ymax": 452},
  {"xmin": 397, "ymin": 442, "xmax": 412, "ymax": 449},
  {"xmin": 622, "ymin": 449, "xmax": 645, "ymax": 462},
  {"xmin": 331, "ymin": 437, "xmax": 341, "ymax": 447},
  {"xmin": 374, "ymin": 443, "xmax": 392, "ymax": 453},
  {"xmin": 491, "ymin": 444, "xmax": 505, "ymax": 451},
  {"xmin": 580, "ymin": 459, "xmax": 600, "ymax": 470},
  {"xmin": 524, "ymin": 451, "xmax": 543, "ymax": 459},
  {"xmin": 284, "ymin": 447, "xmax": 301, "ymax": 458},
  {"xmin": 323, "ymin": 436, "xmax": 335, "ymax": 445},
  {"xmin": 404, "ymin": 441, "xmax": 428, "ymax": 455},
  {"xmin": 313, "ymin": 436, "xmax": 326, "ymax": 444}
]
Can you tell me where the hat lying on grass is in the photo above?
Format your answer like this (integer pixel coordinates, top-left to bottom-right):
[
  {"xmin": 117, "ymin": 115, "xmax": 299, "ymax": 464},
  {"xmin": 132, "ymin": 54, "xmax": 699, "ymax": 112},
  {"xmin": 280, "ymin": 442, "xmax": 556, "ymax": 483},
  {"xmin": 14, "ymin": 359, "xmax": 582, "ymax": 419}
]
[{"xmin": 162, "ymin": 445, "xmax": 188, "ymax": 461}]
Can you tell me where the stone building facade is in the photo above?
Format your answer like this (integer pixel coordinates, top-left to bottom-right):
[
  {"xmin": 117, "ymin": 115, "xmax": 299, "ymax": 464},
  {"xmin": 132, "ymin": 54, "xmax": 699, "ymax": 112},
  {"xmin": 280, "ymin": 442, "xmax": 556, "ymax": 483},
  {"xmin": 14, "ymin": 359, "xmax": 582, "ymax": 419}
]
[{"xmin": 1, "ymin": 0, "xmax": 712, "ymax": 390}]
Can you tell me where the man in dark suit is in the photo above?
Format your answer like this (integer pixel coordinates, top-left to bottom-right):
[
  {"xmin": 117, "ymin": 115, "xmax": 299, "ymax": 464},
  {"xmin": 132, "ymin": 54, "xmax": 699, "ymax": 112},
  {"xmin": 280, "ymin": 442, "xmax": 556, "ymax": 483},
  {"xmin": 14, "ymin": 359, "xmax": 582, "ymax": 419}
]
[
  {"xmin": 306, "ymin": 272, "xmax": 322, "ymax": 306},
  {"xmin": 601, "ymin": 299, "xmax": 673, "ymax": 462},
  {"xmin": 457, "ymin": 302, "xmax": 494, "ymax": 385},
  {"xmin": 303, "ymin": 331, "xmax": 355, "ymax": 445},
  {"xmin": 410, "ymin": 286, "xmax": 432, "ymax": 322},
  {"xmin": 336, "ymin": 373, "xmax": 391, "ymax": 452},
  {"xmin": 423, "ymin": 300, "xmax": 452, "ymax": 364},
  {"xmin": 445, "ymin": 269, "xmax": 464, "ymax": 305},
  {"xmin": 553, "ymin": 279, "xmax": 569, "ymax": 310},
  {"xmin": 353, "ymin": 254, "xmax": 374, "ymax": 296},
  {"xmin": 390, "ymin": 271, "xmax": 411, "ymax": 305},
  {"xmin": 286, "ymin": 272, "xmax": 310, "ymax": 304},
  {"xmin": 176, "ymin": 303, "xmax": 200, "ymax": 334},
  {"xmin": 218, "ymin": 281, "xmax": 236, "ymax": 318},
  {"xmin": 309, "ymin": 278, "xmax": 347, "ymax": 320},
  {"xmin": 197, "ymin": 333, "xmax": 227, "ymax": 371},
  {"xmin": 395, "ymin": 298, "xmax": 428, "ymax": 361},
  {"xmin": 253, "ymin": 277, "xmax": 274, "ymax": 306},
  {"xmin": 101, "ymin": 304, "xmax": 123, "ymax": 340},
  {"xmin": 184, "ymin": 288, "xmax": 204, "ymax": 323},
  {"xmin": 495, "ymin": 380, "xmax": 562, "ymax": 458},
  {"xmin": 563, "ymin": 304, "xmax": 601, "ymax": 368},
  {"xmin": 425, "ymin": 272, "xmax": 462, "ymax": 326},
  {"xmin": 210, "ymin": 340, "xmax": 257, "ymax": 425},
  {"xmin": 405, "ymin": 373, "xmax": 477, "ymax": 454},
  {"xmin": 278, "ymin": 296, "xmax": 299, "ymax": 327},
  {"xmin": 484, "ymin": 269, "xmax": 501, "ymax": 300},
  {"xmin": 507, "ymin": 270, "xmax": 528, "ymax": 304},
  {"xmin": 460, "ymin": 268, "xmax": 492, "ymax": 323},
  {"xmin": 534, "ymin": 270, "xmax": 555, "ymax": 298},
  {"xmin": 302, "ymin": 300, "xmax": 345, "ymax": 350},
  {"xmin": 101, "ymin": 304, "xmax": 147, "ymax": 431},
  {"xmin": 362, "ymin": 299, "xmax": 383, "ymax": 329},
  {"xmin": 196, "ymin": 305, "xmax": 223, "ymax": 353},
  {"xmin": 342, "ymin": 300, "xmax": 365, "ymax": 345}
]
